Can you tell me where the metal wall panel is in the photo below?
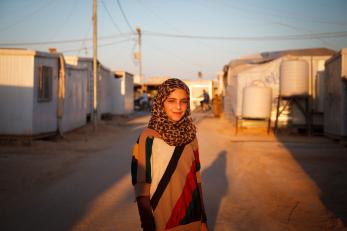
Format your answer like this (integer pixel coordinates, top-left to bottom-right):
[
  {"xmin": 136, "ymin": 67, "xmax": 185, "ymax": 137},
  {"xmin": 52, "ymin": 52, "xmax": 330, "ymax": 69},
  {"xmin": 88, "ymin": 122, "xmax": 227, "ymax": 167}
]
[
  {"xmin": 61, "ymin": 65, "xmax": 88, "ymax": 132},
  {"xmin": 324, "ymin": 49, "xmax": 347, "ymax": 138},
  {"xmin": 0, "ymin": 52, "xmax": 34, "ymax": 135},
  {"xmin": 124, "ymin": 73, "xmax": 134, "ymax": 114},
  {"xmin": 32, "ymin": 55, "xmax": 59, "ymax": 134}
]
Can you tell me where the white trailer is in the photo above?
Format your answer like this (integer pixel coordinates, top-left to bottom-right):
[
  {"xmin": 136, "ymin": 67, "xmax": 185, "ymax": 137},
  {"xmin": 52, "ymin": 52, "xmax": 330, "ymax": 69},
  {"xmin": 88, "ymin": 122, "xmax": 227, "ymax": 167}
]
[{"xmin": 0, "ymin": 49, "xmax": 60, "ymax": 136}]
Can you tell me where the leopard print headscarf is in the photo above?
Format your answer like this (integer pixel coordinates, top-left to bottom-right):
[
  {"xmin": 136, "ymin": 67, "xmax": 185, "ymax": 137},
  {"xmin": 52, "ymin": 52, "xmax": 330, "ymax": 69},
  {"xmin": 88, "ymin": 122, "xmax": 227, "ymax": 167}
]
[{"xmin": 148, "ymin": 78, "xmax": 196, "ymax": 146}]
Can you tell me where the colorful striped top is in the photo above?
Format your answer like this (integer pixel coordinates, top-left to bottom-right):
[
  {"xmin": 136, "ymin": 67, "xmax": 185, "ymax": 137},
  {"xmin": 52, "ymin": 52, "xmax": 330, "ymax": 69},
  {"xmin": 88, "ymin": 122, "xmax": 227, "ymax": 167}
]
[{"xmin": 131, "ymin": 128, "xmax": 206, "ymax": 231}]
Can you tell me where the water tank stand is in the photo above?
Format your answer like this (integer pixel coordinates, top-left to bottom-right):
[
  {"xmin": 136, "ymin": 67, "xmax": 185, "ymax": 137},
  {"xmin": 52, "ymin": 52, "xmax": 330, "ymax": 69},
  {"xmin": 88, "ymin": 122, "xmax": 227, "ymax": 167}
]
[
  {"xmin": 274, "ymin": 95, "xmax": 311, "ymax": 135},
  {"xmin": 235, "ymin": 116, "xmax": 271, "ymax": 135}
]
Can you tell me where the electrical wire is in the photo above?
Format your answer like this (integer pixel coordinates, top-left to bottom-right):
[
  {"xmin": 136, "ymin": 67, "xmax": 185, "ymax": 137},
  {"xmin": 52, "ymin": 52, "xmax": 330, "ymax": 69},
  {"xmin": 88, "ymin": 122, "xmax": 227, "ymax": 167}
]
[
  {"xmin": 46, "ymin": 0, "xmax": 80, "ymax": 41},
  {"xmin": 115, "ymin": 0, "xmax": 134, "ymax": 32},
  {"xmin": 134, "ymin": 0, "xmax": 223, "ymax": 53},
  {"xmin": 135, "ymin": 0, "xmax": 183, "ymax": 34},
  {"xmin": 78, "ymin": 20, "xmax": 93, "ymax": 56},
  {"xmin": 61, "ymin": 37, "xmax": 133, "ymax": 53},
  {"xmin": 101, "ymin": 0, "xmax": 122, "ymax": 33},
  {"xmin": 208, "ymin": 0, "xmax": 347, "ymax": 27},
  {"xmin": 273, "ymin": 22, "xmax": 331, "ymax": 47},
  {"xmin": 146, "ymin": 38, "xmax": 206, "ymax": 70},
  {"xmin": 0, "ymin": 33, "xmax": 135, "ymax": 46},
  {"xmin": 195, "ymin": 0, "xmax": 342, "ymax": 47},
  {"xmin": 2, "ymin": 29, "xmax": 346, "ymax": 48},
  {"xmin": 143, "ymin": 30, "xmax": 347, "ymax": 41},
  {"xmin": 0, "ymin": 0, "xmax": 56, "ymax": 32}
]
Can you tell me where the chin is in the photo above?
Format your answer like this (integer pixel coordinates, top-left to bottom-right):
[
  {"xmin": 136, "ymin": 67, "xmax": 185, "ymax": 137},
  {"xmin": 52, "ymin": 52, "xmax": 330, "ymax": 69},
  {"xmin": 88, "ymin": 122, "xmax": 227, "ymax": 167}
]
[{"xmin": 170, "ymin": 115, "xmax": 184, "ymax": 122}]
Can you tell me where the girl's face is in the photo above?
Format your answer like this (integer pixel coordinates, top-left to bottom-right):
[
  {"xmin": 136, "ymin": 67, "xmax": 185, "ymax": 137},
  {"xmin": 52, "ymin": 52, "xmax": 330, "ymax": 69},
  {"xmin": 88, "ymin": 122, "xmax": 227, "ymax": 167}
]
[{"xmin": 163, "ymin": 88, "xmax": 189, "ymax": 122}]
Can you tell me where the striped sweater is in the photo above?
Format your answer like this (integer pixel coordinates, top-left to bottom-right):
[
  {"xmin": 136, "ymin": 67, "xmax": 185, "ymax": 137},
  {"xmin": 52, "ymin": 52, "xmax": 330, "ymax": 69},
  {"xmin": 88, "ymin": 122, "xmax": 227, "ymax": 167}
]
[{"xmin": 131, "ymin": 128, "xmax": 206, "ymax": 231}]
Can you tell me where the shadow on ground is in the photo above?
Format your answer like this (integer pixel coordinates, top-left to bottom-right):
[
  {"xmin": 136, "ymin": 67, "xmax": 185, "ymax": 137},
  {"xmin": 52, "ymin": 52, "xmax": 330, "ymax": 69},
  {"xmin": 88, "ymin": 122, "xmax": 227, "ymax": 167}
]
[
  {"xmin": 202, "ymin": 151, "xmax": 228, "ymax": 230},
  {"xmin": 277, "ymin": 135, "xmax": 347, "ymax": 228}
]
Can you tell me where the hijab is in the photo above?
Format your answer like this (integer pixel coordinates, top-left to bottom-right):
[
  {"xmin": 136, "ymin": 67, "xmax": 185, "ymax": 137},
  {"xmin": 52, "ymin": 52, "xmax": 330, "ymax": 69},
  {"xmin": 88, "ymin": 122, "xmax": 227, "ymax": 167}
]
[{"xmin": 147, "ymin": 78, "xmax": 196, "ymax": 146}]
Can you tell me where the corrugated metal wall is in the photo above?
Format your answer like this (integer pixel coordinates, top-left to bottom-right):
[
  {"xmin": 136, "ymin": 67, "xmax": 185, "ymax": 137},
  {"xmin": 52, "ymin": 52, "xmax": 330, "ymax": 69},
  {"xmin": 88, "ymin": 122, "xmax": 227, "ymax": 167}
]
[
  {"xmin": 98, "ymin": 65, "xmax": 114, "ymax": 116},
  {"xmin": 324, "ymin": 51, "xmax": 347, "ymax": 138},
  {"xmin": 111, "ymin": 77, "xmax": 123, "ymax": 115},
  {"xmin": 61, "ymin": 65, "xmax": 88, "ymax": 132},
  {"xmin": 0, "ymin": 53, "xmax": 35, "ymax": 135},
  {"xmin": 32, "ymin": 54, "xmax": 59, "ymax": 135},
  {"xmin": 124, "ymin": 73, "xmax": 134, "ymax": 114},
  {"xmin": 79, "ymin": 59, "xmax": 94, "ymax": 116}
]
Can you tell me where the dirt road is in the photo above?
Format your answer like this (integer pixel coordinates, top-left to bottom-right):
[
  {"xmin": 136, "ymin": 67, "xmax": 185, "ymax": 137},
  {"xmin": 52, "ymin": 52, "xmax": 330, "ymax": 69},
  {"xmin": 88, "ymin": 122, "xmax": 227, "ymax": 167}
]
[{"xmin": 1, "ymin": 112, "xmax": 346, "ymax": 231}]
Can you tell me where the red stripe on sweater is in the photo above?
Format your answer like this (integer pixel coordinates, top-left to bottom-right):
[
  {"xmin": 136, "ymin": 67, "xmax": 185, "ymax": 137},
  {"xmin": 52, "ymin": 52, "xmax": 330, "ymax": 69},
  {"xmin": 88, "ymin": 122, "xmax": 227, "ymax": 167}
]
[{"xmin": 165, "ymin": 161, "xmax": 197, "ymax": 229}]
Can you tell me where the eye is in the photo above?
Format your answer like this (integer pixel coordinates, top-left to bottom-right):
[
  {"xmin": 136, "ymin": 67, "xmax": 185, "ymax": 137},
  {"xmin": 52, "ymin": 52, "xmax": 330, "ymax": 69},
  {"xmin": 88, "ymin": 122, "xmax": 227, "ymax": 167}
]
[{"xmin": 181, "ymin": 99, "xmax": 188, "ymax": 104}]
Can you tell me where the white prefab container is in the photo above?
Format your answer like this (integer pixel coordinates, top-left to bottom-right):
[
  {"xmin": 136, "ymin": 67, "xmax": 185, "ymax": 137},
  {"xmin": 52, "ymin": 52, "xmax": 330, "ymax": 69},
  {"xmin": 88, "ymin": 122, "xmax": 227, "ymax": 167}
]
[
  {"xmin": 280, "ymin": 59, "xmax": 309, "ymax": 96},
  {"xmin": 113, "ymin": 71, "xmax": 134, "ymax": 114},
  {"xmin": 123, "ymin": 72, "xmax": 134, "ymax": 114},
  {"xmin": 242, "ymin": 86, "xmax": 272, "ymax": 118},
  {"xmin": 99, "ymin": 64, "xmax": 114, "ymax": 116},
  {"xmin": 0, "ymin": 49, "xmax": 59, "ymax": 136},
  {"xmin": 61, "ymin": 65, "xmax": 88, "ymax": 133},
  {"xmin": 324, "ymin": 48, "xmax": 347, "ymax": 139},
  {"xmin": 184, "ymin": 79, "xmax": 213, "ymax": 111},
  {"xmin": 111, "ymin": 77, "xmax": 122, "ymax": 114},
  {"xmin": 65, "ymin": 56, "xmax": 94, "ymax": 117}
]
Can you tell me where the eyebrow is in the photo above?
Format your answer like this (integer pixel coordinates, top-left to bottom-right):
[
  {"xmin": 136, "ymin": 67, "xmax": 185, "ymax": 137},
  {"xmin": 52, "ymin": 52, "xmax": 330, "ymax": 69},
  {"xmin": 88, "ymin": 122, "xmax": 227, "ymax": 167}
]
[{"xmin": 166, "ymin": 97, "xmax": 189, "ymax": 100}]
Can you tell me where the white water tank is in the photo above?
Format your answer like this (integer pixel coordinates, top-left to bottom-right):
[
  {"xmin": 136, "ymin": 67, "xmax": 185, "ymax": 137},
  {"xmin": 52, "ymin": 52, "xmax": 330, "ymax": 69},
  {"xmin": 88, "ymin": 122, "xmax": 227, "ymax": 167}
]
[
  {"xmin": 242, "ymin": 86, "xmax": 273, "ymax": 118},
  {"xmin": 280, "ymin": 60, "xmax": 309, "ymax": 96}
]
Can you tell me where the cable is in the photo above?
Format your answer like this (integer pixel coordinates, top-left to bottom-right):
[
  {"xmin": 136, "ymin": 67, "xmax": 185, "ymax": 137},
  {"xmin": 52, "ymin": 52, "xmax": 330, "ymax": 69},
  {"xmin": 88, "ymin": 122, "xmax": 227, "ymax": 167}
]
[
  {"xmin": 135, "ymin": 0, "xmax": 183, "ymax": 34},
  {"xmin": 208, "ymin": 0, "xmax": 347, "ymax": 27},
  {"xmin": 2, "ymin": 29, "xmax": 346, "ymax": 47},
  {"xmin": 101, "ymin": 0, "xmax": 122, "ymax": 33},
  {"xmin": 219, "ymin": 0, "xmax": 335, "ymax": 47},
  {"xmin": 0, "ymin": 0, "xmax": 56, "ymax": 32},
  {"xmin": 78, "ymin": 20, "xmax": 93, "ymax": 56},
  {"xmin": 115, "ymin": 0, "xmax": 134, "ymax": 32},
  {"xmin": 146, "ymin": 38, "xmax": 206, "ymax": 69},
  {"xmin": 47, "ymin": 0, "xmax": 80, "ymax": 41},
  {"xmin": 143, "ymin": 30, "xmax": 347, "ymax": 41},
  {"xmin": 134, "ymin": 0, "xmax": 223, "ymax": 53},
  {"xmin": 273, "ymin": 22, "xmax": 331, "ymax": 47},
  {"xmin": 0, "ymin": 33, "xmax": 135, "ymax": 46},
  {"xmin": 61, "ymin": 37, "xmax": 134, "ymax": 53}
]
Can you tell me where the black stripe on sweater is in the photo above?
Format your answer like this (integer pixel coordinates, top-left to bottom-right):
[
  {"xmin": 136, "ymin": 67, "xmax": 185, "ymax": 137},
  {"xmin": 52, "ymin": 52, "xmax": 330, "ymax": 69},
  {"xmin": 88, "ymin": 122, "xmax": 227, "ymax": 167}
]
[{"xmin": 150, "ymin": 144, "xmax": 185, "ymax": 210}]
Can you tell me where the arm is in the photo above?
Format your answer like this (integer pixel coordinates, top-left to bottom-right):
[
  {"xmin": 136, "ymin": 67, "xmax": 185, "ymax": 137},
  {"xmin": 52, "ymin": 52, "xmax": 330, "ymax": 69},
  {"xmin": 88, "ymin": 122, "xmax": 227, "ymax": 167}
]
[
  {"xmin": 136, "ymin": 196, "xmax": 155, "ymax": 231},
  {"xmin": 198, "ymin": 183, "xmax": 208, "ymax": 223},
  {"xmin": 192, "ymin": 138, "xmax": 208, "ymax": 226},
  {"xmin": 131, "ymin": 132, "xmax": 156, "ymax": 230}
]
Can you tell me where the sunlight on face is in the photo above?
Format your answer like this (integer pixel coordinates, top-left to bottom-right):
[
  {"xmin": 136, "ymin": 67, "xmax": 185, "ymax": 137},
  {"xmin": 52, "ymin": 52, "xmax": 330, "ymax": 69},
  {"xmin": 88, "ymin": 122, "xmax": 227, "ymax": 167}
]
[{"xmin": 163, "ymin": 88, "xmax": 189, "ymax": 122}]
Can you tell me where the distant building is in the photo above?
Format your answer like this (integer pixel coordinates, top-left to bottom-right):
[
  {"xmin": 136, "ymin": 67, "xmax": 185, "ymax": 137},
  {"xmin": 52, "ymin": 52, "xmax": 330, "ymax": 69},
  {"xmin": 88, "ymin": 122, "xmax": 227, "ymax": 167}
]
[
  {"xmin": 222, "ymin": 47, "xmax": 336, "ymax": 131},
  {"xmin": 184, "ymin": 79, "xmax": 213, "ymax": 111},
  {"xmin": 115, "ymin": 70, "xmax": 134, "ymax": 114}
]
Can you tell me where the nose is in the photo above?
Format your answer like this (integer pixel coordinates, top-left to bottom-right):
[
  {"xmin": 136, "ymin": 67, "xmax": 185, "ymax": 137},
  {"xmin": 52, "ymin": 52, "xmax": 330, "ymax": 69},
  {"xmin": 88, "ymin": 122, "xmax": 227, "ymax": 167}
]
[{"xmin": 176, "ymin": 101, "xmax": 182, "ymax": 110}]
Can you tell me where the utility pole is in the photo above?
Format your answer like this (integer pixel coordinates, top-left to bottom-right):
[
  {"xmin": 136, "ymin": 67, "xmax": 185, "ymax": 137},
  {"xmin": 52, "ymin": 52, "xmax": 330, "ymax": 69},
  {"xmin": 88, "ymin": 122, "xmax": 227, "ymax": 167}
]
[
  {"xmin": 136, "ymin": 26, "xmax": 143, "ymax": 84},
  {"xmin": 93, "ymin": 0, "xmax": 97, "ymax": 130}
]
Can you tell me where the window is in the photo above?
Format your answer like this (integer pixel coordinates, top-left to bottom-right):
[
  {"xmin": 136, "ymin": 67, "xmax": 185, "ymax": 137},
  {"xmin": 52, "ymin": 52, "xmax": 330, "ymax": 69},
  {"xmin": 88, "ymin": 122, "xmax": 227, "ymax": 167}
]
[{"xmin": 38, "ymin": 65, "xmax": 53, "ymax": 102}]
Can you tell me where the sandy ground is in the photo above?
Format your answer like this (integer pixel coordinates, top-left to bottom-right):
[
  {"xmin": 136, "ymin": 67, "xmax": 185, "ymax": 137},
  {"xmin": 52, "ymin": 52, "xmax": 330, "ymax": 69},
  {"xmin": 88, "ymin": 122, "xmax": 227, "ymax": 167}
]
[{"xmin": 0, "ymin": 112, "xmax": 347, "ymax": 231}]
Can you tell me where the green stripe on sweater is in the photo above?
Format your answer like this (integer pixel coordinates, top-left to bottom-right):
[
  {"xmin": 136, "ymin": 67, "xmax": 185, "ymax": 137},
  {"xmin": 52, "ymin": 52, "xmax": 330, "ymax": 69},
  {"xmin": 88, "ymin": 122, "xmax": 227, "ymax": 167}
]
[{"xmin": 145, "ymin": 137, "xmax": 153, "ymax": 183}]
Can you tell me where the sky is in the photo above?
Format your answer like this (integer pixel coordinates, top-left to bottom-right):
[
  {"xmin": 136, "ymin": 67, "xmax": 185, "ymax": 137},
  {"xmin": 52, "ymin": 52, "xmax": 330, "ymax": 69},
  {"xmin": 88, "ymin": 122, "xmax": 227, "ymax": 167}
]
[{"xmin": 0, "ymin": 0, "xmax": 347, "ymax": 81}]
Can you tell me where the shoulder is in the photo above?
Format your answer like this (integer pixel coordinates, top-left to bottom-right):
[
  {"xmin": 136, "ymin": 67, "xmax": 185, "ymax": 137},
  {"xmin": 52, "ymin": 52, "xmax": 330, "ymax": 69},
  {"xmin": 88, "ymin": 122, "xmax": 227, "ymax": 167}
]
[
  {"xmin": 189, "ymin": 137, "xmax": 199, "ymax": 150},
  {"xmin": 137, "ymin": 128, "xmax": 161, "ymax": 143}
]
